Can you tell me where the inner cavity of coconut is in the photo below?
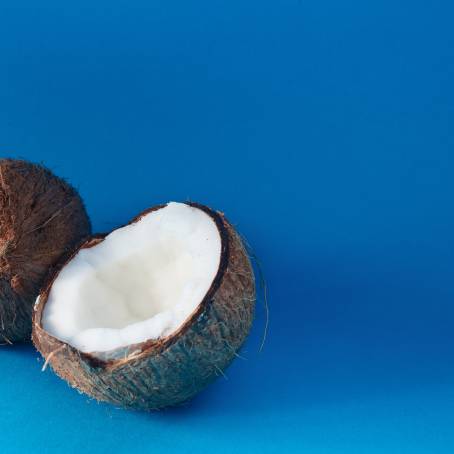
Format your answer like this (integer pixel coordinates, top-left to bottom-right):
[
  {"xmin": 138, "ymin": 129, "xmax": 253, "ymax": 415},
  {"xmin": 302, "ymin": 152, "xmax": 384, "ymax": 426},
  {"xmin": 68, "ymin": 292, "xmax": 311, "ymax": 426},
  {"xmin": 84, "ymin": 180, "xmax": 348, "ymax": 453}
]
[{"xmin": 41, "ymin": 202, "xmax": 222, "ymax": 353}]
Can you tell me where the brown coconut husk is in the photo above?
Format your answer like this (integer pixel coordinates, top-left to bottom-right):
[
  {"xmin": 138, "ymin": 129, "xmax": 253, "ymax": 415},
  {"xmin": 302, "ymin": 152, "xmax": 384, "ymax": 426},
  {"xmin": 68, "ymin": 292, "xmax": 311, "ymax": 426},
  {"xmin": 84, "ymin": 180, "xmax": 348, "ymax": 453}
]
[
  {"xmin": 0, "ymin": 159, "xmax": 91, "ymax": 344},
  {"xmin": 33, "ymin": 203, "xmax": 255, "ymax": 410}
]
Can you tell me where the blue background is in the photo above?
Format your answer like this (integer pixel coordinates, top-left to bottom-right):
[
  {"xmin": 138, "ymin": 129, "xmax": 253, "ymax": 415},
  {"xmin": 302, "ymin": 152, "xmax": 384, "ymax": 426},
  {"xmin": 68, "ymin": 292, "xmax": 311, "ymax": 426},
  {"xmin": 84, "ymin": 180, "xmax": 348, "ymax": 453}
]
[{"xmin": 1, "ymin": 1, "xmax": 454, "ymax": 452}]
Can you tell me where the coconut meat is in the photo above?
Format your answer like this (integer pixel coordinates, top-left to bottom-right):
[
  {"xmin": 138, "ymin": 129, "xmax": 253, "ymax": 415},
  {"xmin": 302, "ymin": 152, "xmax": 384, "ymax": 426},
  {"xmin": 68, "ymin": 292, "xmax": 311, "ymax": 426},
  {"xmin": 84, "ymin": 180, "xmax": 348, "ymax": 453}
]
[{"xmin": 41, "ymin": 202, "xmax": 222, "ymax": 353}]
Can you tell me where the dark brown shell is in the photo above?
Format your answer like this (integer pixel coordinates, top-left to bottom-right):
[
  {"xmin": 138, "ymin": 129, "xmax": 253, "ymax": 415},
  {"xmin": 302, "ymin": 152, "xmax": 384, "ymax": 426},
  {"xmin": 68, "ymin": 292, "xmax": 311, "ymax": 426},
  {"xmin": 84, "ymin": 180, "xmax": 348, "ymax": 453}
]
[
  {"xmin": 32, "ymin": 203, "xmax": 255, "ymax": 410},
  {"xmin": 0, "ymin": 159, "xmax": 91, "ymax": 344}
]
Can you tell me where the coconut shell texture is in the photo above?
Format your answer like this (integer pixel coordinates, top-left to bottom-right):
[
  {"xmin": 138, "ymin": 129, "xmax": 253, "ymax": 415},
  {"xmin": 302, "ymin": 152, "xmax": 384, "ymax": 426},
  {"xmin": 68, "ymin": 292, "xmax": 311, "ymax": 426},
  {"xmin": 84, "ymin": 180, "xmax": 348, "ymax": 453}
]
[
  {"xmin": 0, "ymin": 159, "xmax": 91, "ymax": 344},
  {"xmin": 33, "ymin": 204, "xmax": 255, "ymax": 410}
]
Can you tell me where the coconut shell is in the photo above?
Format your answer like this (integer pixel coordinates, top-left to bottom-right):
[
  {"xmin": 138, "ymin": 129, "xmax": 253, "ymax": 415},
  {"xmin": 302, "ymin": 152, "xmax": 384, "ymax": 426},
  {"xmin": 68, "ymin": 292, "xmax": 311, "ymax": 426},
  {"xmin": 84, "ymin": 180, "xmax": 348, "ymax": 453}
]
[
  {"xmin": 33, "ymin": 203, "xmax": 255, "ymax": 410},
  {"xmin": 0, "ymin": 159, "xmax": 91, "ymax": 344}
]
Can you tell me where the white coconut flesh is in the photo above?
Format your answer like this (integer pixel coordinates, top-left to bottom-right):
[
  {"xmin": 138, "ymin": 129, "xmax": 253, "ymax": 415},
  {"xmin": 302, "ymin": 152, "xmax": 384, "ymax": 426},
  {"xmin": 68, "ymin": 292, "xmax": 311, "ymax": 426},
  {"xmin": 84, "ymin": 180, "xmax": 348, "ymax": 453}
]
[{"xmin": 41, "ymin": 202, "xmax": 222, "ymax": 353}]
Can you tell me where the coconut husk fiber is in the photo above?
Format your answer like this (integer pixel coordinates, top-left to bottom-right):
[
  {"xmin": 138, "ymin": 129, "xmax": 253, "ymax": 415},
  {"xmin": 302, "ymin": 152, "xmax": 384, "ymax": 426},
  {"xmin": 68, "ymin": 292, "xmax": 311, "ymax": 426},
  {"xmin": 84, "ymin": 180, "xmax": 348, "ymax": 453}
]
[{"xmin": 0, "ymin": 159, "xmax": 91, "ymax": 344}]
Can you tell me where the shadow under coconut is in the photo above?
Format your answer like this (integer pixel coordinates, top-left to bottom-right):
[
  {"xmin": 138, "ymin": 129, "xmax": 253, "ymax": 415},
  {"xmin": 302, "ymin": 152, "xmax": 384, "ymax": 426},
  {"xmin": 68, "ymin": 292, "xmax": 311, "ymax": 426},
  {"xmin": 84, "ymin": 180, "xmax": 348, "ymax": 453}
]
[
  {"xmin": 136, "ymin": 277, "xmax": 301, "ymax": 420},
  {"xmin": 0, "ymin": 342, "xmax": 38, "ymax": 359},
  {"xmin": 137, "ymin": 355, "xmax": 296, "ymax": 420}
]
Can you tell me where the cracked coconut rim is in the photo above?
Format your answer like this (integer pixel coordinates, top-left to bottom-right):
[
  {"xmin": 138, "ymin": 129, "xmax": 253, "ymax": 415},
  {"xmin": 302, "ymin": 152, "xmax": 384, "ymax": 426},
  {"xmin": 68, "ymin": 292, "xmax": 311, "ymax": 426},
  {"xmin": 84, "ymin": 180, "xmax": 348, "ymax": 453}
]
[{"xmin": 42, "ymin": 202, "xmax": 222, "ymax": 353}]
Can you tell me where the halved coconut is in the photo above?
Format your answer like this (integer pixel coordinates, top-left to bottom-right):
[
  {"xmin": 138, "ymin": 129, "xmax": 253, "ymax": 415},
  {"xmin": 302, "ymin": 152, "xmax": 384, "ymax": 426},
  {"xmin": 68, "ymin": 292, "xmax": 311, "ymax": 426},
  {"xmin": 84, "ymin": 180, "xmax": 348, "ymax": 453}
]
[
  {"xmin": 0, "ymin": 159, "xmax": 91, "ymax": 344},
  {"xmin": 33, "ymin": 202, "xmax": 255, "ymax": 410}
]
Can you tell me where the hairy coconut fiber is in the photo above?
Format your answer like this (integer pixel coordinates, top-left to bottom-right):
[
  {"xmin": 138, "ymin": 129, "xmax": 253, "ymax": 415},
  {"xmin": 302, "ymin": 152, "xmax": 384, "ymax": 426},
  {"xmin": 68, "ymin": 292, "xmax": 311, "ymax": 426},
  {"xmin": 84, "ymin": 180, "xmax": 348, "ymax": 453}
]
[
  {"xmin": 33, "ymin": 203, "xmax": 255, "ymax": 410},
  {"xmin": 0, "ymin": 159, "xmax": 91, "ymax": 344}
]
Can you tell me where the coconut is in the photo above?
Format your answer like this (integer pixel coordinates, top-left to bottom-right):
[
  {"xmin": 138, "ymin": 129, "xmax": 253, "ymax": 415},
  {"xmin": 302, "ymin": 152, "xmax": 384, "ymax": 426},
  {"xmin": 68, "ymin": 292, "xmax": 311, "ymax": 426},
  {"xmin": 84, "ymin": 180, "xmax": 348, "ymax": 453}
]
[
  {"xmin": 33, "ymin": 202, "xmax": 255, "ymax": 410},
  {"xmin": 0, "ymin": 159, "xmax": 91, "ymax": 344}
]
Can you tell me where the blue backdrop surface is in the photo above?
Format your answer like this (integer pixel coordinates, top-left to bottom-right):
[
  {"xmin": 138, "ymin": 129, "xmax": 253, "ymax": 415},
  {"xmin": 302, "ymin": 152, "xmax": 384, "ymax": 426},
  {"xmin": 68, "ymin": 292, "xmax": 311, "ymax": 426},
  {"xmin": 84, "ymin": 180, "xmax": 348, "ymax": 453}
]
[{"xmin": 1, "ymin": 1, "xmax": 454, "ymax": 453}]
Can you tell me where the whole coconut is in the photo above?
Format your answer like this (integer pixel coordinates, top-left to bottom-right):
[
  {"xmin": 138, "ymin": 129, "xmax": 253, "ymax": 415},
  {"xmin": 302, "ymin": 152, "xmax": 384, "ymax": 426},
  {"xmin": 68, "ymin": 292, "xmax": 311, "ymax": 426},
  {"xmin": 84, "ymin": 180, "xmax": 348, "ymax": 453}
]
[
  {"xmin": 0, "ymin": 159, "xmax": 91, "ymax": 344},
  {"xmin": 33, "ymin": 202, "xmax": 255, "ymax": 410}
]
